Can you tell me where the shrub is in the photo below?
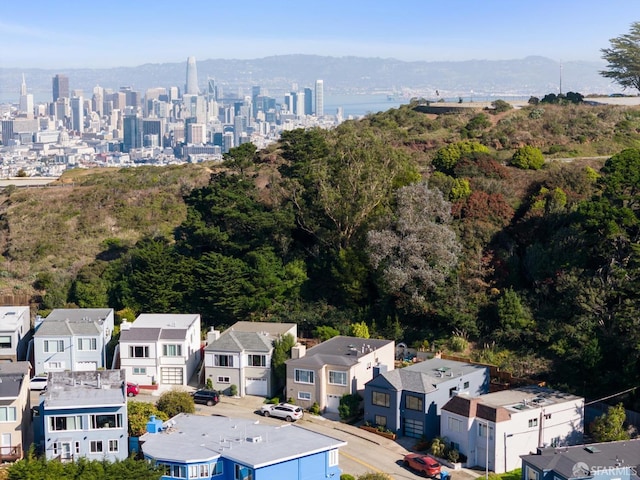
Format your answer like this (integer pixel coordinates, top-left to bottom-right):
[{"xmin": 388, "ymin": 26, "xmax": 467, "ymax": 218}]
[
  {"xmin": 156, "ymin": 389, "xmax": 195, "ymax": 418},
  {"xmin": 309, "ymin": 402, "xmax": 321, "ymax": 415},
  {"xmin": 341, "ymin": 475, "xmax": 356, "ymax": 480},
  {"xmin": 491, "ymin": 99, "xmax": 513, "ymax": 113},
  {"xmin": 429, "ymin": 437, "xmax": 447, "ymax": 457},
  {"xmin": 511, "ymin": 145, "xmax": 545, "ymax": 170},
  {"xmin": 338, "ymin": 393, "xmax": 362, "ymax": 421},
  {"xmin": 205, "ymin": 378, "xmax": 213, "ymax": 390},
  {"xmin": 229, "ymin": 384, "xmax": 238, "ymax": 396},
  {"xmin": 447, "ymin": 449, "xmax": 460, "ymax": 463},
  {"xmin": 449, "ymin": 335, "xmax": 468, "ymax": 353}
]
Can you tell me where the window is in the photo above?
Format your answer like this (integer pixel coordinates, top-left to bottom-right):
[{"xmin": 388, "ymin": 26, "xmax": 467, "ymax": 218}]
[
  {"xmin": 0, "ymin": 336, "xmax": 11, "ymax": 349},
  {"xmin": 189, "ymin": 464, "xmax": 211, "ymax": 478},
  {"xmin": 163, "ymin": 344, "xmax": 182, "ymax": 356},
  {"xmin": 448, "ymin": 416, "xmax": 463, "ymax": 433},
  {"xmin": 235, "ymin": 464, "xmax": 253, "ymax": 480},
  {"xmin": 211, "ymin": 462, "xmax": 222, "ymax": 475},
  {"xmin": 45, "ymin": 361, "xmax": 64, "ymax": 370},
  {"xmin": 74, "ymin": 442, "xmax": 81, "ymax": 454},
  {"xmin": 214, "ymin": 355, "xmax": 234, "ymax": 367},
  {"xmin": 329, "ymin": 370, "xmax": 347, "ymax": 386},
  {"xmin": 298, "ymin": 391, "xmax": 311, "ymax": 400},
  {"xmin": 217, "ymin": 376, "xmax": 230, "ymax": 383},
  {"xmin": 77, "ymin": 338, "xmax": 97, "ymax": 351},
  {"xmin": 90, "ymin": 413, "xmax": 122, "ymax": 429},
  {"xmin": 478, "ymin": 423, "xmax": 494, "ymax": 439},
  {"xmin": 108, "ymin": 439, "xmax": 118, "ymax": 453},
  {"xmin": 449, "ymin": 386, "xmax": 458, "ymax": 397},
  {"xmin": 528, "ymin": 418, "xmax": 538, "ymax": 428},
  {"xmin": 90, "ymin": 440, "xmax": 103, "ymax": 453},
  {"xmin": 463, "ymin": 381, "xmax": 470, "ymax": 389},
  {"xmin": 0, "ymin": 407, "xmax": 16, "ymax": 422},
  {"xmin": 247, "ymin": 354, "xmax": 266, "ymax": 367},
  {"xmin": 328, "ymin": 449, "xmax": 339, "ymax": 467},
  {"xmin": 294, "ymin": 369, "xmax": 314, "ymax": 384},
  {"xmin": 171, "ymin": 465, "xmax": 186, "ymax": 478},
  {"xmin": 129, "ymin": 346, "xmax": 149, "ymax": 358},
  {"xmin": 526, "ymin": 466, "xmax": 539, "ymax": 480},
  {"xmin": 44, "ymin": 340, "xmax": 64, "ymax": 353},
  {"xmin": 48, "ymin": 415, "xmax": 82, "ymax": 431},
  {"xmin": 133, "ymin": 367, "xmax": 147, "ymax": 375},
  {"xmin": 375, "ymin": 415, "xmax": 387, "ymax": 427},
  {"xmin": 372, "ymin": 391, "xmax": 390, "ymax": 407},
  {"xmin": 406, "ymin": 395, "xmax": 423, "ymax": 411},
  {"xmin": 544, "ymin": 413, "xmax": 552, "ymax": 420}
]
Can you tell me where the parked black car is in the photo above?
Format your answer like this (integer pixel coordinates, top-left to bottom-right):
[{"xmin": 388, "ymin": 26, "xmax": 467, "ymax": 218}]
[{"xmin": 191, "ymin": 389, "xmax": 220, "ymax": 406}]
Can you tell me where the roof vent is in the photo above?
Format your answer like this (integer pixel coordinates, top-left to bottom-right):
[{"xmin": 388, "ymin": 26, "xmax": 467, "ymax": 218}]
[{"xmin": 246, "ymin": 435, "xmax": 262, "ymax": 443}]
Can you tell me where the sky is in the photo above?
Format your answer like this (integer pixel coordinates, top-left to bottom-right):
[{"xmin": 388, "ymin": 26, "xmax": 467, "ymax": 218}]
[{"xmin": 1, "ymin": 0, "xmax": 639, "ymax": 69}]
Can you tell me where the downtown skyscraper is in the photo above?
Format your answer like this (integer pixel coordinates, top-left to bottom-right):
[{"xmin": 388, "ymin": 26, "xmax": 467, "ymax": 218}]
[
  {"xmin": 185, "ymin": 56, "xmax": 199, "ymax": 95},
  {"xmin": 52, "ymin": 74, "xmax": 69, "ymax": 102},
  {"xmin": 315, "ymin": 79, "xmax": 324, "ymax": 117}
]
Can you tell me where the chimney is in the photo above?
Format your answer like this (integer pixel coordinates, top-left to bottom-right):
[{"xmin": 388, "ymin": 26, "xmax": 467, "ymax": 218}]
[
  {"xmin": 291, "ymin": 344, "xmax": 306, "ymax": 359},
  {"xmin": 120, "ymin": 320, "xmax": 131, "ymax": 331},
  {"xmin": 207, "ymin": 327, "xmax": 220, "ymax": 345},
  {"xmin": 146, "ymin": 415, "xmax": 164, "ymax": 434}
]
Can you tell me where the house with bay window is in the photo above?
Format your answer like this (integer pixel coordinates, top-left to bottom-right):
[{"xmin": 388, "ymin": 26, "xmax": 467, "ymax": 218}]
[
  {"xmin": 140, "ymin": 412, "xmax": 346, "ymax": 480},
  {"xmin": 33, "ymin": 309, "xmax": 114, "ymax": 375},
  {"xmin": 364, "ymin": 357, "xmax": 489, "ymax": 439},
  {"xmin": 286, "ymin": 336, "xmax": 395, "ymax": 413},
  {"xmin": 203, "ymin": 321, "xmax": 297, "ymax": 397},
  {"xmin": 119, "ymin": 313, "xmax": 201, "ymax": 386},
  {"xmin": 35, "ymin": 370, "xmax": 128, "ymax": 462}
]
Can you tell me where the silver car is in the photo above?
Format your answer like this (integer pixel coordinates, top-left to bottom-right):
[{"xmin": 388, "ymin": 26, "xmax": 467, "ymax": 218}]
[{"xmin": 260, "ymin": 403, "xmax": 304, "ymax": 422}]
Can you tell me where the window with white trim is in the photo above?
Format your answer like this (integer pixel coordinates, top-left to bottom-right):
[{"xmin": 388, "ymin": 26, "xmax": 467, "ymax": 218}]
[
  {"xmin": 248, "ymin": 354, "xmax": 266, "ymax": 367},
  {"xmin": 108, "ymin": 439, "xmax": 118, "ymax": 453},
  {"xmin": 328, "ymin": 370, "xmax": 347, "ymax": 386},
  {"xmin": 479, "ymin": 423, "xmax": 494, "ymax": 439},
  {"xmin": 528, "ymin": 418, "xmax": 538, "ymax": 428},
  {"xmin": 211, "ymin": 461, "xmax": 222, "ymax": 475},
  {"xmin": 294, "ymin": 369, "xmax": 314, "ymax": 384},
  {"xmin": 298, "ymin": 391, "xmax": 311, "ymax": 400},
  {"xmin": 90, "ymin": 413, "xmax": 122, "ymax": 429},
  {"xmin": 372, "ymin": 391, "xmax": 390, "ymax": 407},
  {"xmin": 234, "ymin": 464, "xmax": 253, "ymax": 480},
  {"xmin": 90, "ymin": 440, "xmax": 103, "ymax": 453},
  {"xmin": 0, "ymin": 336, "xmax": 11, "ymax": 349},
  {"xmin": 133, "ymin": 367, "xmax": 146, "ymax": 375},
  {"xmin": 0, "ymin": 407, "xmax": 17, "ymax": 422},
  {"xmin": 171, "ymin": 465, "xmax": 186, "ymax": 478},
  {"xmin": 77, "ymin": 338, "xmax": 97, "ymax": 351},
  {"xmin": 129, "ymin": 345, "xmax": 149, "ymax": 358},
  {"xmin": 48, "ymin": 415, "xmax": 82, "ymax": 431},
  {"xmin": 214, "ymin": 354, "xmax": 234, "ymax": 367},
  {"xmin": 45, "ymin": 361, "xmax": 64, "ymax": 370},
  {"xmin": 328, "ymin": 449, "xmax": 339, "ymax": 467},
  {"xmin": 163, "ymin": 344, "xmax": 182, "ymax": 356},
  {"xmin": 44, "ymin": 340, "xmax": 64, "ymax": 353},
  {"xmin": 217, "ymin": 376, "xmax": 230, "ymax": 383}
]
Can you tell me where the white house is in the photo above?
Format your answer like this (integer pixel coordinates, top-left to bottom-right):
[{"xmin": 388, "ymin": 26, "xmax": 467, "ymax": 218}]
[
  {"xmin": 33, "ymin": 309, "xmax": 114, "ymax": 375},
  {"xmin": 119, "ymin": 313, "xmax": 201, "ymax": 387},
  {"xmin": 203, "ymin": 321, "xmax": 297, "ymax": 397},
  {"xmin": 0, "ymin": 306, "xmax": 30, "ymax": 363},
  {"xmin": 440, "ymin": 385, "xmax": 584, "ymax": 473}
]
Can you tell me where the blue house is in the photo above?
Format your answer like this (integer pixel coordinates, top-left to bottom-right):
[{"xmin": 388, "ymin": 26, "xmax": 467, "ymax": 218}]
[
  {"xmin": 35, "ymin": 370, "xmax": 128, "ymax": 462},
  {"xmin": 521, "ymin": 440, "xmax": 640, "ymax": 480},
  {"xmin": 140, "ymin": 413, "xmax": 347, "ymax": 480},
  {"xmin": 364, "ymin": 357, "xmax": 489, "ymax": 439}
]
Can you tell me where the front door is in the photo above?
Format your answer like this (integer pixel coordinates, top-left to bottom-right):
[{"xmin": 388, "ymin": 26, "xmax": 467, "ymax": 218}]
[{"xmin": 60, "ymin": 442, "xmax": 72, "ymax": 462}]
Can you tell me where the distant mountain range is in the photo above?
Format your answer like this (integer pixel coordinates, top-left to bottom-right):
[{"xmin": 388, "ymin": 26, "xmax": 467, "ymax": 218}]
[{"xmin": 0, "ymin": 55, "xmax": 619, "ymax": 104}]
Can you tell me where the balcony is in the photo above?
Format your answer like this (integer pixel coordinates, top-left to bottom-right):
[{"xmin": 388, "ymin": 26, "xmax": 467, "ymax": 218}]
[{"xmin": 0, "ymin": 444, "xmax": 22, "ymax": 462}]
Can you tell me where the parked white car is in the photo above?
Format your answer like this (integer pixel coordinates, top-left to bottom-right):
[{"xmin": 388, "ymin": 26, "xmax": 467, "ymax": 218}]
[
  {"xmin": 29, "ymin": 376, "xmax": 48, "ymax": 391},
  {"xmin": 260, "ymin": 403, "xmax": 304, "ymax": 422}
]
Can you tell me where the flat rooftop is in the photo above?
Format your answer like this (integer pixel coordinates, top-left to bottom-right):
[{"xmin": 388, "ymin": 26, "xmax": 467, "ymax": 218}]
[
  {"xmin": 140, "ymin": 413, "xmax": 346, "ymax": 468},
  {"xmin": 478, "ymin": 385, "xmax": 582, "ymax": 412},
  {"xmin": 132, "ymin": 314, "xmax": 199, "ymax": 329}
]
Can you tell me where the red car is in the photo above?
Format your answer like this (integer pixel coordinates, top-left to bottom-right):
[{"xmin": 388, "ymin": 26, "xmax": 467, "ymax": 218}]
[
  {"xmin": 403, "ymin": 453, "xmax": 442, "ymax": 477},
  {"xmin": 126, "ymin": 382, "xmax": 140, "ymax": 397}
]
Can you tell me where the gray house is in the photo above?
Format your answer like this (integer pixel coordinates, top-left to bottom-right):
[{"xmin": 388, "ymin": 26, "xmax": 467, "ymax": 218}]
[
  {"xmin": 364, "ymin": 357, "xmax": 489, "ymax": 439},
  {"xmin": 203, "ymin": 321, "xmax": 297, "ymax": 397},
  {"xmin": 0, "ymin": 306, "xmax": 31, "ymax": 363},
  {"xmin": 33, "ymin": 309, "xmax": 114, "ymax": 375}
]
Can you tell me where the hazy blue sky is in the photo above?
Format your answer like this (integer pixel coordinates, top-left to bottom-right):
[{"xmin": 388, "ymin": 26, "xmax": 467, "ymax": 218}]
[{"xmin": 1, "ymin": 0, "xmax": 638, "ymax": 68}]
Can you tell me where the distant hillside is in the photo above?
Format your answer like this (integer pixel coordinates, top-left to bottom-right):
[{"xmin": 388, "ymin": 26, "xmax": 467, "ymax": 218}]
[{"xmin": 0, "ymin": 55, "xmax": 616, "ymax": 104}]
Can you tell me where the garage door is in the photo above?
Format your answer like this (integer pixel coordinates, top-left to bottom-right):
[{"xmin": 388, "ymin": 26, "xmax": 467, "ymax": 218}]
[
  {"xmin": 404, "ymin": 418, "xmax": 424, "ymax": 438},
  {"xmin": 245, "ymin": 377, "xmax": 268, "ymax": 396},
  {"xmin": 75, "ymin": 362, "xmax": 97, "ymax": 371},
  {"xmin": 326, "ymin": 394, "xmax": 341, "ymax": 413},
  {"xmin": 161, "ymin": 367, "xmax": 183, "ymax": 385}
]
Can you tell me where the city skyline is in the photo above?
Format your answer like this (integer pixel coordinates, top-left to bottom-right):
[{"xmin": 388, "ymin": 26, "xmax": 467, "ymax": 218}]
[{"xmin": 1, "ymin": 0, "xmax": 638, "ymax": 69}]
